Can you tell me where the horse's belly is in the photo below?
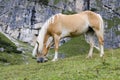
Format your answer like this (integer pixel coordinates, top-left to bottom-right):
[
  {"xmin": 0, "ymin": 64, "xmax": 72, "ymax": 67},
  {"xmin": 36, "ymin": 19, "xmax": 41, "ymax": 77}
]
[
  {"xmin": 78, "ymin": 25, "xmax": 89, "ymax": 33},
  {"xmin": 61, "ymin": 28, "xmax": 70, "ymax": 37},
  {"xmin": 61, "ymin": 24, "xmax": 89, "ymax": 37},
  {"xmin": 70, "ymin": 25, "xmax": 89, "ymax": 36}
]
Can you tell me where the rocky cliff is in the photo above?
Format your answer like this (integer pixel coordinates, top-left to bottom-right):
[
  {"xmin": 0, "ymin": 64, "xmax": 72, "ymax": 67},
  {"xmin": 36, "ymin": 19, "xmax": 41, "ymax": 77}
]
[
  {"xmin": 0, "ymin": 0, "xmax": 120, "ymax": 48},
  {"xmin": 90, "ymin": 0, "xmax": 120, "ymax": 48}
]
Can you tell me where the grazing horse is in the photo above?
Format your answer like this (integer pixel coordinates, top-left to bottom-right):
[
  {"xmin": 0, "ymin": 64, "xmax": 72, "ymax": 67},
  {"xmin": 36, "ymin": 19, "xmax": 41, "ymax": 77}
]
[{"xmin": 32, "ymin": 11, "xmax": 104, "ymax": 63}]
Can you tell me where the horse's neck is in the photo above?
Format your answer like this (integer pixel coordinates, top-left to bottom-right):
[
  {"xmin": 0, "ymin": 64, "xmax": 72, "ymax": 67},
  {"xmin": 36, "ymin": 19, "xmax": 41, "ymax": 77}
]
[
  {"xmin": 36, "ymin": 14, "xmax": 56, "ymax": 51},
  {"xmin": 37, "ymin": 28, "xmax": 46, "ymax": 52}
]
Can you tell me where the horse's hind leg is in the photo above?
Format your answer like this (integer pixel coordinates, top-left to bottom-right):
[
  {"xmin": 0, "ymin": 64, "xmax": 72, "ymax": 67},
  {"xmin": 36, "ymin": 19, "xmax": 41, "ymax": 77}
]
[
  {"xmin": 86, "ymin": 32, "xmax": 95, "ymax": 58},
  {"xmin": 95, "ymin": 31, "xmax": 104, "ymax": 57}
]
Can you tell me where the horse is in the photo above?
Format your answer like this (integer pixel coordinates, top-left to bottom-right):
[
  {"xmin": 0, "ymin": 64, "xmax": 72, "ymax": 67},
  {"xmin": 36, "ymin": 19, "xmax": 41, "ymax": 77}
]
[{"xmin": 32, "ymin": 11, "xmax": 104, "ymax": 63}]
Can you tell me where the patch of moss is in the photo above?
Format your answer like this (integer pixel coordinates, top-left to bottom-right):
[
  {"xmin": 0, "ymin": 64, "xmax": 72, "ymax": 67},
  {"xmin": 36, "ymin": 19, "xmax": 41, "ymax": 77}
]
[
  {"xmin": 90, "ymin": 8, "xmax": 98, "ymax": 11},
  {"xmin": 104, "ymin": 16, "xmax": 120, "ymax": 29},
  {"xmin": 39, "ymin": 0, "xmax": 49, "ymax": 5},
  {"xmin": 115, "ymin": 31, "xmax": 120, "ymax": 35},
  {"xmin": 113, "ymin": 16, "xmax": 120, "ymax": 25},
  {"xmin": 104, "ymin": 17, "xmax": 120, "ymax": 36},
  {"xmin": 0, "ymin": 32, "xmax": 21, "ymax": 53},
  {"xmin": 104, "ymin": 18, "xmax": 114, "ymax": 29},
  {"xmin": 116, "ymin": 7, "xmax": 120, "ymax": 12},
  {"xmin": 0, "ymin": 52, "xmax": 23, "ymax": 65},
  {"xmin": 62, "ymin": 10, "xmax": 76, "ymax": 15},
  {"xmin": 54, "ymin": 0, "xmax": 60, "ymax": 4},
  {"xmin": 0, "ymin": 32, "xmax": 24, "ymax": 65},
  {"xmin": 28, "ymin": 0, "xmax": 49, "ymax": 5},
  {"xmin": 54, "ymin": 0, "xmax": 67, "ymax": 5}
]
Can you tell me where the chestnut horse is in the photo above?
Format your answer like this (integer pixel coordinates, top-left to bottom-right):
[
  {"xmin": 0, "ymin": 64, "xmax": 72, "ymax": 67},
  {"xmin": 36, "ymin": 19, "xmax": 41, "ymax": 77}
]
[{"xmin": 32, "ymin": 11, "xmax": 104, "ymax": 63}]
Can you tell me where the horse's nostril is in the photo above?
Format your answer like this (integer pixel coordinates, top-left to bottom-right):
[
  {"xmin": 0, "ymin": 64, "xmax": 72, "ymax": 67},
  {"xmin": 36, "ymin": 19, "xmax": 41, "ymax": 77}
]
[
  {"xmin": 40, "ymin": 58, "xmax": 44, "ymax": 63},
  {"xmin": 37, "ymin": 60, "xmax": 40, "ymax": 63},
  {"xmin": 37, "ymin": 57, "xmax": 44, "ymax": 63}
]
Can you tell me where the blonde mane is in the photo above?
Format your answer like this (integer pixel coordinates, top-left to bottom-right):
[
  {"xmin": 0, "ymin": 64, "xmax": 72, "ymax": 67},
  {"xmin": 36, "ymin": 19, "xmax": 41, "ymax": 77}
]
[
  {"xmin": 36, "ymin": 14, "xmax": 59, "ymax": 53},
  {"xmin": 32, "ymin": 14, "xmax": 60, "ymax": 57}
]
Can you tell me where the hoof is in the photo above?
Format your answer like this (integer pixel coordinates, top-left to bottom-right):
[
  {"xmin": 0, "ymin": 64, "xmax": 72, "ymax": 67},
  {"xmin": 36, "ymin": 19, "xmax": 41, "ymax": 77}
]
[
  {"xmin": 86, "ymin": 55, "xmax": 92, "ymax": 59},
  {"xmin": 100, "ymin": 54, "xmax": 104, "ymax": 57},
  {"xmin": 52, "ymin": 58, "xmax": 58, "ymax": 61}
]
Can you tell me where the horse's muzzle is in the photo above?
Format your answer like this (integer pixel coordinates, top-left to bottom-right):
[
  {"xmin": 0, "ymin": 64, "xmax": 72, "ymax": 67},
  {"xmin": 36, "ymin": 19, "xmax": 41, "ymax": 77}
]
[{"xmin": 37, "ymin": 57, "xmax": 48, "ymax": 63}]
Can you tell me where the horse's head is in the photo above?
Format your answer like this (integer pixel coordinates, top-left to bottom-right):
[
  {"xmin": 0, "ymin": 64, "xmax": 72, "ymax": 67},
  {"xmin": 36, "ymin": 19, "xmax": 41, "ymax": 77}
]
[
  {"xmin": 36, "ymin": 41, "xmax": 50, "ymax": 63},
  {"xmin": 32, "ymin": 14, "xmax": 54, "ymax": 63}
]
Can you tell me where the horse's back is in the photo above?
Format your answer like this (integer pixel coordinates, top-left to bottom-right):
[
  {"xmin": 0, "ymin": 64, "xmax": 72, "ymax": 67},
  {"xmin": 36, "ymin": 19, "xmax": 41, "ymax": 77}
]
[
  {"xmin": 60, "ymin": 12, "xmax": 89, "ymax": 28},
  {"xmin": 47, "ymin": 11, "xmax": 103, "ymax": 37}
]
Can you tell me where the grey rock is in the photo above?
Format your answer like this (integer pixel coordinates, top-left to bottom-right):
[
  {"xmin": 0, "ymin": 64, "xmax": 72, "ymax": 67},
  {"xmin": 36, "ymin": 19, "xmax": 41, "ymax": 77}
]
[
  {"xmin": 0, "ymin": 48, "xmax": 4, "ymax": 52},
  {"xmin": 0, "ymin": 0, "xmax": 120, "ymax": 49}
]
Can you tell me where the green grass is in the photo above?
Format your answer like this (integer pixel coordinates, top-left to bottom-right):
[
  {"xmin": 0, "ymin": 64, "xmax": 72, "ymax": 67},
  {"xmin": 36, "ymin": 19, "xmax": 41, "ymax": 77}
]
[
  {"xmin": 54, "ymin": 0, "xmax": 67, "ymax": 5},
  {"xmin": 49, "ymin": 36, "xmax": 90, "ymax": 57},
  {"xmin": 0, "ymin": 32, "xmax": 21, "ymax": 53},
  {"xmin": 0, "ymin": 32, "xmax": 23, "ymax": 65},
  {"xmin": 0, "ymin": 35, "xmax": 120, "ymax": 80}
]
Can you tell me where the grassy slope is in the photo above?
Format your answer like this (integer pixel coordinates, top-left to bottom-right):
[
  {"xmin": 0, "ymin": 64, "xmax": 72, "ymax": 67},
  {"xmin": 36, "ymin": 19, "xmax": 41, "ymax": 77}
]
[
  {"xmin": 0, "ymin": 32, "xmax": 23, "ymax": 65},
  {"xmin": 0, "ymin": 36, "xmax": 120, "ymax": 80},
  {"xmin": 0, "ymin": 32, "xmax": 17, "ymax": 53}
]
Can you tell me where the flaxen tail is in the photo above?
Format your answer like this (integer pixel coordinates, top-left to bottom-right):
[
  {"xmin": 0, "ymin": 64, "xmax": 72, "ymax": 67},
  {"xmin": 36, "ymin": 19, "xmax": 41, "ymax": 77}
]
[{"xmin": 97, "ymin": 14, "xmax": 104, "ymax": 38}]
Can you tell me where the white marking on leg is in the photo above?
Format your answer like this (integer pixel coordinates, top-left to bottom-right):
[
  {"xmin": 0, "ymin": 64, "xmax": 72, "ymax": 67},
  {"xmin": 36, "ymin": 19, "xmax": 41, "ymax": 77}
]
[
  {"xmin": 52, "ymin": 51, "xmax": 58, "ymax": 61},
  {"xmin": 100, "ymin": 45, "xmax": 104, "ymax": 57},
  {"xmin": 94, "ymin": 46, "xmax": 100, "ymax": 51},
  {"xmin": 87, "ymin": 44, "xmax": 94, "ymax": 58}
]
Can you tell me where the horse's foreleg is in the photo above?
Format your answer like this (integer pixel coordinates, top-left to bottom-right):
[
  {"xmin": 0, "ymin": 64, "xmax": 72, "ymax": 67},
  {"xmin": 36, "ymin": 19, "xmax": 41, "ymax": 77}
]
[
  {"xmin": 52, "ymin": 34, "xmax": 60, "ymax": 61},
  {"xmin": 42, "ymin": 34, "xmax": 50, "ymax": 56}
]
